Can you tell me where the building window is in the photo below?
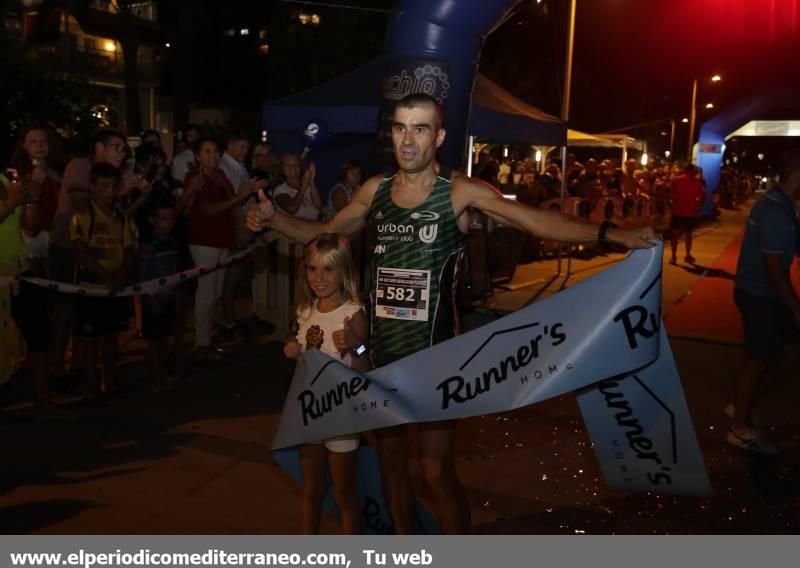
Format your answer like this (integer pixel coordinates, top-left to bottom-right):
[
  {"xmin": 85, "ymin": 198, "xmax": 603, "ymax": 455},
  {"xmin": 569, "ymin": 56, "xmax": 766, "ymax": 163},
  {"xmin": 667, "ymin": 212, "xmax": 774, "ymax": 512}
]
[
  {"xmin": 258, "ymin": 43, "xmax": 269, "ymax": 55},
  {"xmin": 240, "ymin": 28, "xmax": 249, "ymax": 36}
]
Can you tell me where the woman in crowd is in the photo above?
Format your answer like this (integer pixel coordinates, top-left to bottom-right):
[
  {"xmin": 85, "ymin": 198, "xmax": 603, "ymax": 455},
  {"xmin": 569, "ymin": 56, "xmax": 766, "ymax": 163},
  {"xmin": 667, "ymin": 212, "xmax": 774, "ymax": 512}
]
[
  {"xmin": 250, "ymin": 142, "xmax": 281, "ymax": 190},
  {"xmin": 323, "ymin": 160, "xmax": 362, "ymax": 221},
  {"xmin": 179, "ymin": 137, "xmax": 255, "ymax": 361},
  {"xmin": 273, "ymin": 154, "xmax": 322, "ymax": 221},
  {"xmin": 7, "ymin": 125, "xmax": 62, "ymax": 278}
]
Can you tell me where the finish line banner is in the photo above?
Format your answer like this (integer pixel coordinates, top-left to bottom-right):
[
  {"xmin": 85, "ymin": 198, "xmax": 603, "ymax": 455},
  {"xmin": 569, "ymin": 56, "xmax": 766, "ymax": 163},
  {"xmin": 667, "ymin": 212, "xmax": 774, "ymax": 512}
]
[{"xmin": 273, "ymin": 242, "xmax": 711, "ymax": 530}]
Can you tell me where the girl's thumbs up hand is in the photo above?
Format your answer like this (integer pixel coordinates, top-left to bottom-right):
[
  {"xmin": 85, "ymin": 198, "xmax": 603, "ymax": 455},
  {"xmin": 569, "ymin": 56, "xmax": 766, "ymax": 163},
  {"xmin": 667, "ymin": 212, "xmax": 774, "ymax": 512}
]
[{"xmin": 333, "ymin": 315, "xmax": 359, "ymax": 354}]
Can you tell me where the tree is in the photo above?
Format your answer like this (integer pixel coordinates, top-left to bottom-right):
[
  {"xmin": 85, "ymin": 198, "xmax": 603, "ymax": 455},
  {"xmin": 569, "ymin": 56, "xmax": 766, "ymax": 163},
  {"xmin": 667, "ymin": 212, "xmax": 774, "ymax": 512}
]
[
  {"xmin": 0, "ymin": 19, "xmax": 116, "ymax": 162},
  {"xmin": 32, "ymin": 0, "xmax": 148, "ymax": 135}
]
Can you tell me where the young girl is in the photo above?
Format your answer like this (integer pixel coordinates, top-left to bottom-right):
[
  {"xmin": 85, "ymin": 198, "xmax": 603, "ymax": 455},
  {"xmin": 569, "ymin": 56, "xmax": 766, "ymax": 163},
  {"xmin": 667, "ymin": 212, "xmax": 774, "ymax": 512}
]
[{"xmin": 283, "ymin": 233, "xmax": 369, "ymax": 534}]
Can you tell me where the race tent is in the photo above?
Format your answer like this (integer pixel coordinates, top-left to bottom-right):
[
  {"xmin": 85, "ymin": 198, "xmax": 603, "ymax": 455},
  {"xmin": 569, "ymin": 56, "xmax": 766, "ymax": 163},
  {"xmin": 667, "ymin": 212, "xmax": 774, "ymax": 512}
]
[{"xmin": 261, "ymin": 57, "xmax": 566, "ymax": 192}]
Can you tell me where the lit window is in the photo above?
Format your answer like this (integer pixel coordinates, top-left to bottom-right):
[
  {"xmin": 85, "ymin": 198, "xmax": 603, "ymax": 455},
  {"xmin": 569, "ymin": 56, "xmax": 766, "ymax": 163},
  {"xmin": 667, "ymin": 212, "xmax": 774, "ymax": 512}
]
[
  {"xmin": 224, "ymin": 28, "xmax": 235, "ymax": 36},
  {"xmin": 258, "ymin": 43, "xmax": 269, "ymax": 55},
  {"xmin": 259, "ymin": 29, "xmax": 268, "ymax": 40},
  {"xmin": 103, "ymin": 39, "xmax": 116, "ymax": 52},
  {"xmin": 311, "ymin": 13, "xmax": 320, "ymax": 25},
  {"xmin": 240, "ymin": 28, "xmax": 249, "ymax": 36},
  {"xmin": 298, "ymin": 13, "xmax": 309, "ymax": 24}
]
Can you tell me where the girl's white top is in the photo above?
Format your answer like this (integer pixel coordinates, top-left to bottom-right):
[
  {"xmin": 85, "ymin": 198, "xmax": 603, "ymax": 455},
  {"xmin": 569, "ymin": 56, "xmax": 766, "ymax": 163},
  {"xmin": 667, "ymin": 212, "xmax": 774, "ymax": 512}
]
[{"xmin": 296, "ymin": 299, "xmax": 363, "ymax": 366}]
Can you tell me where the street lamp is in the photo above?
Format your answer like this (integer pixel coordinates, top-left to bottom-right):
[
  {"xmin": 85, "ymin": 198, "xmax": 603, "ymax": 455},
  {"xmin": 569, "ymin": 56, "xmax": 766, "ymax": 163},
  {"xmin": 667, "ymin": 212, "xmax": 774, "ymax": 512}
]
[
  {"xmin": 687, "ymin": 74, "xmax": 722, "ymax": 159},
  {"xmin": 705, "ymin": 102, "xmax": 714, "ymax": 109},
  {"xmin": 681, "ymin": 117, "xmax": 689, "ymax": 123}
]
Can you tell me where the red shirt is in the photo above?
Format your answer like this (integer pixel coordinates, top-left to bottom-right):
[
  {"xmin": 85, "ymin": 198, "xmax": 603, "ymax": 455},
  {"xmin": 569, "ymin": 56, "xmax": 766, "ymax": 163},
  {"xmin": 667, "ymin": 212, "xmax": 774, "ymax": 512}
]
[
  {"xmin": 670, "ymin": 175, "xmax": 705, "ymax": 217},
  {"xmin": 186, "ymin": 170, "xmax": 236, "ymax": 249},
  {"xmin": 39, "ymin": 176, "xmax": 60, "ymax": 232}
]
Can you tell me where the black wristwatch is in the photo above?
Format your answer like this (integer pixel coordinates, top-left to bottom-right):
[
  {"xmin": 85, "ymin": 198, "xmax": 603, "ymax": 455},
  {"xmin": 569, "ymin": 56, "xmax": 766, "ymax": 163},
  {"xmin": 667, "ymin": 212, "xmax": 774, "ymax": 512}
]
[
  {"xmin": 598, "ymin": 221, "xmax": 618, "ymax": 245},
  {"xmin": 351, "ymin": 342, "xmax": 368, "ymax": 358}
]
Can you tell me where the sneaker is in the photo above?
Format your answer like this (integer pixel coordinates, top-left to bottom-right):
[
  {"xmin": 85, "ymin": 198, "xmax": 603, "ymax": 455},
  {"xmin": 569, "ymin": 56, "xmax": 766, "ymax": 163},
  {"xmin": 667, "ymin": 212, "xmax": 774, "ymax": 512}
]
[
  {"xmin": 684, "ymin": 255, "xmax": 696, "ymax": 264},
  {"xmin": 726, "ymin": 426, "xmax": 778, "ymax": 455},
  {"xmin": 722, "ymin": 403, "xmax": 761, "ymax": 428},
  {"xmin": 669, "ymin": 257, "xmax": 677, "ymax": 265}
]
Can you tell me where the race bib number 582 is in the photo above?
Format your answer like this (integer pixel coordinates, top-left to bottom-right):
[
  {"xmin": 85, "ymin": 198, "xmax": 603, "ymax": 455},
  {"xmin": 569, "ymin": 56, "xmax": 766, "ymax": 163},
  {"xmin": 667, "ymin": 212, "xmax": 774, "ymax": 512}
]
[{"xmin": 375, "ymin": 267, "xmax": 430, "ymax": 322}]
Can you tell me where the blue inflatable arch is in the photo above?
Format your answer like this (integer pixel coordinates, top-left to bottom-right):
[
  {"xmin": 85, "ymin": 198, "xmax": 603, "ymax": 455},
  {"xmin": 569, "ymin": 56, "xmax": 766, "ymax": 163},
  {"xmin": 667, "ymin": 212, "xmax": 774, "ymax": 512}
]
[
  {"xmin": 379, "ymin": 0, "xmax": 522, "ymax": 170},
  {"xmin": 695, "ymin": 88, "xmax": 795, "ymax": 216}
]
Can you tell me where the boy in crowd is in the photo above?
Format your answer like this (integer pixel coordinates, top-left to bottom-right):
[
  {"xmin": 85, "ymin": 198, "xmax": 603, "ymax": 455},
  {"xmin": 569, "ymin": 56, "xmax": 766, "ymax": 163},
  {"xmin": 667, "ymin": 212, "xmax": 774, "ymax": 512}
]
[
  {"xmin": 138, "ymin": 197, "xmax": 179, "ymax": 391},
  {"xmin": 70, "ymin": 163, "xmax": 134, "ymax": 400}
]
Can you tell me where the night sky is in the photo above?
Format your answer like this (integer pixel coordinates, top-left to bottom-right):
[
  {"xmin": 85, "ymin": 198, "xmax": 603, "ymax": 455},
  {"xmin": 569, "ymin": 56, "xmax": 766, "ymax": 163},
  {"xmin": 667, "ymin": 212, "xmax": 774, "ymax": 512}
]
[
  {"xmin": 165, "ymin": 0, "xmax": 800, "ymax": 163},
  {"xmin": 482, "ymin": 0, "xmax": 800, "ymax": 158}
]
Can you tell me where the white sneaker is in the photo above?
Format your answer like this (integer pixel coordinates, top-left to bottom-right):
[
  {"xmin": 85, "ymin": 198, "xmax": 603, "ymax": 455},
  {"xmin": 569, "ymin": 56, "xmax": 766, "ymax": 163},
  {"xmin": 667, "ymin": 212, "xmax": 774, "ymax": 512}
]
[
  {"xmin": 722, "ymin": 402, "xmax": 761, "ymax": 428},
  {"xmin": 726, "ymin": 426, "xmax": 778, "ymax": 455}
]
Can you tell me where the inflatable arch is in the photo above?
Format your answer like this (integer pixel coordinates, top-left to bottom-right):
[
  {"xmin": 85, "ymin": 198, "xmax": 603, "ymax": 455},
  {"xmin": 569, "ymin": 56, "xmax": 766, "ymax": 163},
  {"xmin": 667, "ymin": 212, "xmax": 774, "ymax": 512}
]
[
  {"xmin": 695, "ymin": 88, "xmax": 795, "ymax": 216},
  {"xmin": 379, "ymin": 0, "xmax": 521, "ymax": 170}
]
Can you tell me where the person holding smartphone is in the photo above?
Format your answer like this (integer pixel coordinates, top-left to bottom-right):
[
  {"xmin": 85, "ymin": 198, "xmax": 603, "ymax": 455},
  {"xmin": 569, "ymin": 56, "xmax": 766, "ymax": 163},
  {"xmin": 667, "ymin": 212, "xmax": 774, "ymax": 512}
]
[
  {"xmin": 7, "ymin": 125, "xmax": 62, "ymax": 278},
  {"xmin": 126, "ymin": 145, "xmax": 175, "ymax": 240}
]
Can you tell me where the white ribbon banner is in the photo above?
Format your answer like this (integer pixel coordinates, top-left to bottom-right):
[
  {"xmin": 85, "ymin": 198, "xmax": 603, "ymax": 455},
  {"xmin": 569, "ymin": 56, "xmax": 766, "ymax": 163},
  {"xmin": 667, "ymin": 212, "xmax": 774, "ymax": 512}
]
[
  {"xmin": 0, "ymin": 243, "xmax": 259, "ymax": 297},
  {"xmin": 273, "ymin": 242, "xmax": 711, "ymax": 505}
]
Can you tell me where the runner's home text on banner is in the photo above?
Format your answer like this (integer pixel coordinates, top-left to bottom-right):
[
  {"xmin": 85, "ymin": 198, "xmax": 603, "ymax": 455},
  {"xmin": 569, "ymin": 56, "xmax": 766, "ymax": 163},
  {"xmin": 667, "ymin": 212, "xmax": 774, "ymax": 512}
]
[{"xmin": 272, "ymin": 242, "xmax": 711, "ymax": 530}]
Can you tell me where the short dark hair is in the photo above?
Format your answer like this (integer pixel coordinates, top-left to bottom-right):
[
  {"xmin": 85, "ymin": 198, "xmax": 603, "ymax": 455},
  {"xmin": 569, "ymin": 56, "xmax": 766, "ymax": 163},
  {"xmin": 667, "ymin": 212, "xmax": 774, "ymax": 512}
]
[
  {"xmin": 149, "ymin": 193, "xmax": 176, "ymax": 213},
  {"xmin": 93, "ymin": 128, "xmax": 125, "ymax": 147},
  {"xmin": 135, "ymin": 143, "xmax": 164, "ymax": 166},
  {"xmin": 89, "ymin": 162, "xmax": 122, "ymax": 185},
  {"xmin": 184, "ymin": 123, "xmax": 201, "ymax": 134},
  {"xmin": 339, "ymin": 159, "xmax": 362, "ymax": 181},
  {"xmin": 778, "ymin": 148, "xmax": 800, "ymax": 183},
  {"xmin": 396, "ymin": 93, "xmax": 444, "ymax": 129},
  {"xmin": 141, "ymin": 128, "xmax": 161, "ymax": 141},
  {"xmin": 226, "ymin": 130, "xmax": 250, "ymax": 145},
  {"xmin": 192, "ymin": 136, "xmax": 220, "ymax": 155}
]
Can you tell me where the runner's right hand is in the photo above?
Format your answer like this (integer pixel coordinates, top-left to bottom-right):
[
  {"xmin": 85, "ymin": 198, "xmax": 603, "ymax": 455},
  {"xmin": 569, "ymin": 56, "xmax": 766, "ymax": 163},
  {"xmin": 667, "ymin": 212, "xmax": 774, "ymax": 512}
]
[{"xmin": 246, "ymin": 199, "xmax": 274, "ymax": 231}]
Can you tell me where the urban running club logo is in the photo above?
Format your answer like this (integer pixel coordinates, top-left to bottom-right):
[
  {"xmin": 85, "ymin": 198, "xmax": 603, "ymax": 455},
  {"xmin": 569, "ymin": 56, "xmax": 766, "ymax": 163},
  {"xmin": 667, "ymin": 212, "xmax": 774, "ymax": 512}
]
[
  {"xmin": 383, "ymin": 64, "xmax": 450, "ymax": 104},
  {"xmin": 419, "ymin": 225, "xmax": 438, "ymax": 244},
  {"xmin": 375, "ymin": 215, "xmax": 439, "ymax": 244}
]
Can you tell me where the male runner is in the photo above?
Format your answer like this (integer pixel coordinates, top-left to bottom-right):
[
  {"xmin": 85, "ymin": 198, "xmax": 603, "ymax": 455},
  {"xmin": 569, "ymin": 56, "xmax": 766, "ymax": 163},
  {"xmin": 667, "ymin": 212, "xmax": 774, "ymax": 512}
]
[{"xmin": 248, "ymin": 93, "xmax": 656, "ymax": 534}]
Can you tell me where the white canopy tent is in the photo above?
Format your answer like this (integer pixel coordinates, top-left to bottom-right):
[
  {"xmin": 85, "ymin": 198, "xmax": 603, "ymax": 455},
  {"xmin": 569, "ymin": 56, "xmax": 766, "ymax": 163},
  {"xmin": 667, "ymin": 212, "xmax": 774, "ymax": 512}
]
[{"xmin": 567, "ymin": 131, "xmax": 647, "ymax": 164}]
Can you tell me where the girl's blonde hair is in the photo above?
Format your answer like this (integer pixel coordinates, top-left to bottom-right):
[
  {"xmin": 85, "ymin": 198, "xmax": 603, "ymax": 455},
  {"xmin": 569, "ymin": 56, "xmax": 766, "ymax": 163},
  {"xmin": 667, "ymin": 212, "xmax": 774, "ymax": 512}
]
[{"xmin": 295, "ymin": 233, "xmax": 361, "ymax": 316}]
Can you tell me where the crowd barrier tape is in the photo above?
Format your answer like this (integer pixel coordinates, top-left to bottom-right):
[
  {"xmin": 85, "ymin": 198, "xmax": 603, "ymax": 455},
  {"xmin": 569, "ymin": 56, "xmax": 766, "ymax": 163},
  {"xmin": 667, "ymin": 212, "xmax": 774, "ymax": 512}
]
[
  {"xmin": 272, "ymin": 242, "xmax": 711, "ymax": 534},
  {"xmin": 0, "ymin": 243, "xmax": 261, "ymax": 297}
]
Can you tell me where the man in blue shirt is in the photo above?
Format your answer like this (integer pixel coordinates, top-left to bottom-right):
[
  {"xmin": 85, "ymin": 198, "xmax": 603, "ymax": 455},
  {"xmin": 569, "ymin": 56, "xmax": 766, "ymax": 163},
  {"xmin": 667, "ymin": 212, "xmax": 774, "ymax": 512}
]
[{"xmin": 729, "ymin": 149, "xmax": 800, "ymax": 454}]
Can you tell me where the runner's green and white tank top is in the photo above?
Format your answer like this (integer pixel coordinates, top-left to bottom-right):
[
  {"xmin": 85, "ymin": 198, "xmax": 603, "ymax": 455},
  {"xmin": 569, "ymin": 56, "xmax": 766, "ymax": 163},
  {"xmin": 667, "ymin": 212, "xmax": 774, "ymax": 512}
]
[{"xmin": 367, "ymin": 167, "xmax": 465, "ymax": 366}]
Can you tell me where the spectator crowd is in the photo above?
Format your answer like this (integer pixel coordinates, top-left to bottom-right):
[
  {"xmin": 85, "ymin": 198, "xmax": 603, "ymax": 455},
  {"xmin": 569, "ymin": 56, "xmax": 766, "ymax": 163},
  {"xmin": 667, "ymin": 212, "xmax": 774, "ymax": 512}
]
[{"xmin": 1, "ymin": 126, "xmax": 760, "ymax": 421}]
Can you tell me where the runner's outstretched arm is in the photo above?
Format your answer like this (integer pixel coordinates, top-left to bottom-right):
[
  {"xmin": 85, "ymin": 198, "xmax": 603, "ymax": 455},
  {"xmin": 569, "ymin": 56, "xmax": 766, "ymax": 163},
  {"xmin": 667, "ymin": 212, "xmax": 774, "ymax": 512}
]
[
  {"xmin": 247, "ymin": 176, "xmax": 379, "ymax": 244},
  {"xmin": 454, "ymin": 177, "xmax": 656, "ymax": 249}
]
